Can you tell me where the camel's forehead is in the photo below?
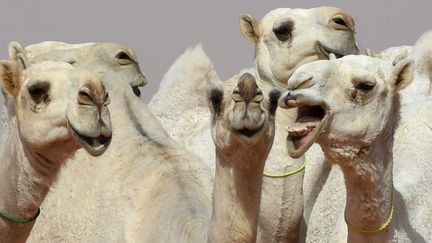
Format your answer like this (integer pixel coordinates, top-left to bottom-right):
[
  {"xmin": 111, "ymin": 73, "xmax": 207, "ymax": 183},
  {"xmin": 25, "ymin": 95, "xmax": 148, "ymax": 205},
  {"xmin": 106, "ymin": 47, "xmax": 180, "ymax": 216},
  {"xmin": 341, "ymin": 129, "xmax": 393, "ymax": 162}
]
[
  {"xmin": 27, "ymin": 42, "xmax": 134, "ymax": 59},
  {"xmin": 26, "ymin": 42, "xmax": 97, "ymax": 58},
  {"xmin": 340, "ymin": 55, "xmax": 392, "ymax": 72},
  {"xmin": 28, "ymin": 61, "xmax": 75, "ymax": 72},
  {"xmin": 262, "ymin": 6, "xmax": 344, "ymax": 25},
  {"xmin": 24, "ymin": 61, "xmax": 89, "ymax": 82},
  {"xmin": 292, "ymin": 58, "xmax": 377, "ymax": 81}
]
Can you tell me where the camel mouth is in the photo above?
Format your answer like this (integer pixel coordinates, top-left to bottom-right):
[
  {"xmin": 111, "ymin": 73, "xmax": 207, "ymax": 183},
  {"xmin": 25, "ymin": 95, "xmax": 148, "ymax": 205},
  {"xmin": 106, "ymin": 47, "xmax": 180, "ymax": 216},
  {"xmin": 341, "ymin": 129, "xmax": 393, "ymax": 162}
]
[
  {"xmin": 287, "ymin": 105, "xmax": 329, "ymax": 158},
  {"xmin": 236, "ymin": 127, "xmax": 262, "ymax": 138},
  {"xmin": 317, "ymin": 41, "xmax": 345, "ymax": 59},
  {"xmin": 232, "ymin": 122, "xmax": 266, "ymax": 145},
  {"xmin": 68, "ymin": 122, "xmax": 112, "ymax": 157}
]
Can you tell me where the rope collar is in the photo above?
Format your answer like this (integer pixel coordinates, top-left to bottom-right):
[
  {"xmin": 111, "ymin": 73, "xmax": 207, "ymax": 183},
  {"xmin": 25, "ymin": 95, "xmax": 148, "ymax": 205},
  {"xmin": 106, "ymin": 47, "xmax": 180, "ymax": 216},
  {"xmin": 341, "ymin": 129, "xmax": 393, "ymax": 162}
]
[
  {"xmin": 345, "ymin": 188, "xmax": 394, "ymax": 234},
  {"xmin": 0, "ymin": 208, "xmax": 40, "ymax": 224},
  {"xmin": 263, "ymin": 160, "xmax": 305, "ymax": 178}
]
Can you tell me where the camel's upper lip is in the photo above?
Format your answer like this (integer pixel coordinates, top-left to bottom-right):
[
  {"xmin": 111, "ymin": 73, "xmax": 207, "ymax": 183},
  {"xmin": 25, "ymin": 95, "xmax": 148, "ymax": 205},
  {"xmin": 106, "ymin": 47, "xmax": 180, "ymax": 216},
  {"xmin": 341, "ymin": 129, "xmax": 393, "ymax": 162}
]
[
  {"xmin": 316, "ymin": 41, "xmax": 345, "ymax": 59},
  {"xmin": 68, "ymin": 120, "xmax": 112, "ymax": 156}
]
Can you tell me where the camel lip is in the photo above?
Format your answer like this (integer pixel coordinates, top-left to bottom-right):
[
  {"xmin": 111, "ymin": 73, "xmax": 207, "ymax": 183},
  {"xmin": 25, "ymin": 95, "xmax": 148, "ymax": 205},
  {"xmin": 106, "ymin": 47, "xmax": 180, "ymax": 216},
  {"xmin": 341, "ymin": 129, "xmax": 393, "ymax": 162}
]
[
  {"xmin": 236, "ymin": 127, "xmax": 261, "ymax": 138},
  {"xmin": 67, "ymin": 120, "xmax": 112, "ymax": 157},
  {"xmin": 233, "ymin": 123, "xmax": 267, "ymax": 145},
  {"xmin": 316, "ymin": 41, "xmax": 345, "ymax": 59},
  {"xmin": 286, "ymin": 104, "xmax": 329, "ymax": 158}
]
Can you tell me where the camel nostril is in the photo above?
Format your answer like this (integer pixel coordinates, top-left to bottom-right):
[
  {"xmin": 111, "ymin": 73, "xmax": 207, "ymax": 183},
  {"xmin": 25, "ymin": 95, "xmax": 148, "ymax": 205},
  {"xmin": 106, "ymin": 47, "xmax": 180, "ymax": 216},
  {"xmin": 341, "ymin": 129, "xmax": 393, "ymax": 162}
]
[
  {"xmin": 78, "ymin": 88, "xmax": 96, "ymax": 106},
  {"xmin": 279, "ymin": 92, "xmax": 297, "ymax": 108},
  {"xmin": 331, "ymin": 14, "xmax": 355, "ymax": 32},
  {"xmin": 237, "ymin": 72, "xmax": 259, "ymax": 102}
]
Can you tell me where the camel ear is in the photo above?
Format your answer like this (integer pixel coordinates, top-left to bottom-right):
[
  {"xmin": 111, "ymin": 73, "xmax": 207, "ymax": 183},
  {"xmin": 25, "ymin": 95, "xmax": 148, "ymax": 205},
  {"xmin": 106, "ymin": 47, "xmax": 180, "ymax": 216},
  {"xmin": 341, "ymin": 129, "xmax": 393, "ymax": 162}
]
[
  {"xmin": 9, "ymin": 42, "xmax": 30, "ymax": 71},
  {"xmin": 206, "ymin": 76, "xmax": 224, "ymax": 116},
  {"xmin": 0, "ymin": 42, "xmax": 29, "ymax": 97},
  {"xmin": 393, "ymin": 58, "xmax": 414, "ymax": 91},
  {"xmin": 240, "ymin": 14, "xmax": 260, "ymax": 43},
  {"xmin": 0, "ymin": 60, "xmax": 21, "ymax": 97}
]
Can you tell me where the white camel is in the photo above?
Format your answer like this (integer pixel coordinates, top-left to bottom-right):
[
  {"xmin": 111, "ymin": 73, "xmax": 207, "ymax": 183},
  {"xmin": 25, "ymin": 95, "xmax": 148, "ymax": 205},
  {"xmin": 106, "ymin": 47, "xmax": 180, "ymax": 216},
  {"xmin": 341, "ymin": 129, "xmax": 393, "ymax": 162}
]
[
  {"xmin": 304, "ymin": 31, "xmax": 432, "ymax": 242},
  {"xmin": 148, "ymin": 6, "xmax": 358, "ymax": 242},
  {"xmin": 0, "ymin": 45, "xmax": 112, "ymax": 242},
  {"xmin": 279, "ymin": 54, "xmax": 432, "ymax": 242},
  {"xmin": 1, "ymin": 41, "xmax": 146, "ymax": 136},
  {"xmin": 22, "ymin": 63, "xmax": 279, "ymax": 241}
]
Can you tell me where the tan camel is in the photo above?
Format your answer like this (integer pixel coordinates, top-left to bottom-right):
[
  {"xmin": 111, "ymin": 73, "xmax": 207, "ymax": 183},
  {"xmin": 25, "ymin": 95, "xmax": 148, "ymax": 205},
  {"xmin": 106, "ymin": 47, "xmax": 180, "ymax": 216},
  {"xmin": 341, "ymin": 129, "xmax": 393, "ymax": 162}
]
[
  {"xmin": 208, "ymin": 73, "xmax": 280, "ymax": 242},
  {"xmin": 0, "ymin": 44, "xmax": 111, "ymax": 242},
  {"xmin": 148, "ymin": 6, "xmax": 359, "ymax": 242},
  {"xmin": 279, "ymin": 55, "xmax": 432, "ymax": 242}
]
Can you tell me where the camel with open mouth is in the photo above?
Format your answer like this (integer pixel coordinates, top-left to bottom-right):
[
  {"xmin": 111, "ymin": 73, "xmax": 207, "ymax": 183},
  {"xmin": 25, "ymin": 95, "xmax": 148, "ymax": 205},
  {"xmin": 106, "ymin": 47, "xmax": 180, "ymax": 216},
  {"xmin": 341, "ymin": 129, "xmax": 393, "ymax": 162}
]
[{"xmin": 279, "ymin": 55, "xmax": 432, "ymax": 242}]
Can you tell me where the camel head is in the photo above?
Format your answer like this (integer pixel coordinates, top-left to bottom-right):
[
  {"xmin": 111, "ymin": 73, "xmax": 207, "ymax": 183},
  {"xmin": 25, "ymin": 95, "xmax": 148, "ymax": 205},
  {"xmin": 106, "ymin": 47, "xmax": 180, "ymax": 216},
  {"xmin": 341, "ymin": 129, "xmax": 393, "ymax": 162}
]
[
  {"xmin": 279, "ymin": 55, "xmax": 414, "ymax": 160},
  {"xmin": 26, "ymin": 41, "xmax": 147, "ymax": 97},
  {"xmin": 240, "ymin": 6, "xmax": 359, "ymax": 87},
  {"xmin": 0, "ymin": 42, "xmax": 112, "ymax": 158},
  {"xmin": 208, "ymin": 73, "xmax": 280, "ymax": 165}
]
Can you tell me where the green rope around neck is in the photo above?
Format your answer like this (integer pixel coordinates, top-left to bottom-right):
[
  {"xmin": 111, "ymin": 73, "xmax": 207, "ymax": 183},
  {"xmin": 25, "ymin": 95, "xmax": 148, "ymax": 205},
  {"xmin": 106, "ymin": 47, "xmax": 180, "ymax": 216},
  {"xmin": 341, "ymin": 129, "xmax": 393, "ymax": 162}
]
[
  {"xmin": 0, "ymin": 208, "xmax": 40, "ymax": 224},
  {"xmin": 263, "ymin": 159, "xmax": 306, "ymax": 178}
]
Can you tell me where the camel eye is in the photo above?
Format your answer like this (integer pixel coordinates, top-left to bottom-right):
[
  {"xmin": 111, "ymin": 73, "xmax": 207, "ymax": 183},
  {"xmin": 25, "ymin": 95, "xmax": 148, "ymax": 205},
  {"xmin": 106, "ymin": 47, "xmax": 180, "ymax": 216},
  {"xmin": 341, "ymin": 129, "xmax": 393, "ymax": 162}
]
[
  {"xmin": 28, "ymin": 82, "xmax": 50, "ymax": 103},
  {"xmin": 355, "ymin": 82, "xmax": 375, "ymax": 91},
  {"xmin": 115, "ymin": 51, "xmax": 135, "ymax": 65},
  {"xmin": 273, "ymin": 21, "xmax": 294, "ymax": 42}
]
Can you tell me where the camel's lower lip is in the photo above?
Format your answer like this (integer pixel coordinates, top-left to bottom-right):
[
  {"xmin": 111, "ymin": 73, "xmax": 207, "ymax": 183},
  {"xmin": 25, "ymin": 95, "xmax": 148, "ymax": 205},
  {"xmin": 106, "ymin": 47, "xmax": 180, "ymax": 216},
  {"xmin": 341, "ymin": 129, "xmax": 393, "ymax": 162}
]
[
  {"xmin": 317, "ymin": 41, "xmax": 345, "ymax": 59},
  {"xmin": 286, "ymin": 105, "xmax": 328, "ymax": 158},
  {"xmin": 68, "ymin": 121, "xmax": 111, "ymax": 156}
]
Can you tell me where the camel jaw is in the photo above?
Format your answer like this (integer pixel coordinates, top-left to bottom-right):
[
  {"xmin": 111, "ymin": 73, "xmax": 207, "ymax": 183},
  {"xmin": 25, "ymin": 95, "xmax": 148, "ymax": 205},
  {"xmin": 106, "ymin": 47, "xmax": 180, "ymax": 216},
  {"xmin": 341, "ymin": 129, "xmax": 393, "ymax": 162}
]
[
  {"xmin": 68, "ymin": 120, "xmax": 112, "ymax": 157},
  {"xmin": 286, "ymin": 104, "xmax": 329, "ymax": 158},
  {"xmin": 316, "ymin": 41, "xmax": 345, "ymax": 59}
]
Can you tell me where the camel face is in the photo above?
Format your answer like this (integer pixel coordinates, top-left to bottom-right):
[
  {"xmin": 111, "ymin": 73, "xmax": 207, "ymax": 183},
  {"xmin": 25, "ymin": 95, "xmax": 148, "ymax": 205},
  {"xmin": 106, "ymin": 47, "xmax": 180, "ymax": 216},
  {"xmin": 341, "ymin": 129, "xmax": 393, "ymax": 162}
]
[
  {"xmin": 240, "ymin": 6, "xmax": 358, "ymax": 86},
  {"xmin": 27, "ymin": 42, "xmax": 147, "ymax": 97},
  {"xmin": 208, "ymin": 73, "xmax": 280, "ymax": 159},
  {"xmin": 1, "ymin": 59, "xmax": 112, "ymax": 157},
  {"xmin": 279, "ymin": 56, "xmax": 413, "ymax": 158}
]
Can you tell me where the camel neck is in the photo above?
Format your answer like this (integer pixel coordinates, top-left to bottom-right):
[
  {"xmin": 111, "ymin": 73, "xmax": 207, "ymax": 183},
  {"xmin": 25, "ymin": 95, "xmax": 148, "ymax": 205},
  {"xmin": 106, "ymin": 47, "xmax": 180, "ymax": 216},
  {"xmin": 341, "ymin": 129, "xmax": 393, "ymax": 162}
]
[
  {"xmin": 0, "ymin": 118, "xmax": 62, "ymax": 222},
  {"xmin": 326, "ymin": 137, "xmax": 394, "ymax": 242},
  {"xmin": 208, "ymin": 151, "xmax": 265, "ymax": 243}
]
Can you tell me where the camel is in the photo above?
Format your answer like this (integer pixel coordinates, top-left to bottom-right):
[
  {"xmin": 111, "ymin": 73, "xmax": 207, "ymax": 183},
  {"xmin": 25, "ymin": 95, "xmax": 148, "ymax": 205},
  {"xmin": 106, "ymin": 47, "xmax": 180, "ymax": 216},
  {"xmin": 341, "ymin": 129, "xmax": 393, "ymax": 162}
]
[
  {"xmin": 148, "ymin": 6, "xmax": 359, "ymax": 242},
  {"xmin": 279, "ymin": 54, "xmax": 432, "ymax": 242},
  {"xmin": 304, "ymin": 31, "xmax": 432, "ymax": 242},
  {"xmin": 1, "ymin": 41, "xmax": 146, "ymax": 138},
  {"xmin": 208, "ymin": 73, "xmax": 280, "ymax": 242},
  {"xmin": 0, "ymin": 44, "xmax": 112, "ymax": 242},
  {"xmin": 21, "ymin": 61, "xmax": 279, "ymax": 241}
]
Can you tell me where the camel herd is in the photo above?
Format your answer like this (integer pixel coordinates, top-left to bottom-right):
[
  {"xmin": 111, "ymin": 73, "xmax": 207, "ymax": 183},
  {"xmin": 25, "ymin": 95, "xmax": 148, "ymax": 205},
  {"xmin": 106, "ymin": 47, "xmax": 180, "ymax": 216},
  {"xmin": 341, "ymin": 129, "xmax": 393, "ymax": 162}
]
[{"xmin": 0, "ymin": 6, "xmax": 431, "ymax": 243}]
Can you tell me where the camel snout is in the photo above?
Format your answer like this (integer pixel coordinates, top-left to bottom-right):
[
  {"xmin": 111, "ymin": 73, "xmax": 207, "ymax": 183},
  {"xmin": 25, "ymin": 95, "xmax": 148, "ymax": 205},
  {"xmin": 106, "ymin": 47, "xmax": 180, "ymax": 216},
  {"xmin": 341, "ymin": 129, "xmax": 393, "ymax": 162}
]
[
  {"xmin": 279, "ymin": 91, "xmax": 297, "ymax": 109},
  {"xmin": 78, "ymin": 82, "xmax": 109, "ymax": 108},
  {"xmin": 237, "ymin": 72, "xmax": 260, "ymax": 102}
]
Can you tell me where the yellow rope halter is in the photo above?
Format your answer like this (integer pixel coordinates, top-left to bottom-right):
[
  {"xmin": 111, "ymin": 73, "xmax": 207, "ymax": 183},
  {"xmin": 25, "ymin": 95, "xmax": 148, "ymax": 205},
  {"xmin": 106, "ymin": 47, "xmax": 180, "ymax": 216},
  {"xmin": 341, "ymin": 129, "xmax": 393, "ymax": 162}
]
[
  {"xmin": 263, "ymin": 160, "xmax": 306, "ymax": 178},
  {"xmin": 345, "ymin": 188, "xmax": 395, "ymax": 234}
]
